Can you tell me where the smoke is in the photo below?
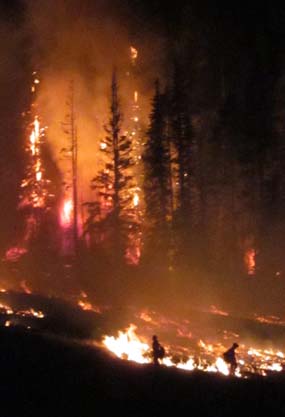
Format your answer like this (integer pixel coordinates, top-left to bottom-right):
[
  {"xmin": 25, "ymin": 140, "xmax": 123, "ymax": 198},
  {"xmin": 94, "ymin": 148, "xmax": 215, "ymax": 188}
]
[{"xmin": 22, "ymin": 0, "xmax": 167, "ymax": 205}]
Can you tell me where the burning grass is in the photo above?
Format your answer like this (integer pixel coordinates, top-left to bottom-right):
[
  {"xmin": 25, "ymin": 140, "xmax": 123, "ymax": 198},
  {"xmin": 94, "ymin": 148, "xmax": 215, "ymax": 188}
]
[
  {"xmin": 100, "ymin": 308, "xmax": 285, "ymax": 378},
  {"xmin": 0, "ymin": 287, "xmax": 285, "ymax": 380}
]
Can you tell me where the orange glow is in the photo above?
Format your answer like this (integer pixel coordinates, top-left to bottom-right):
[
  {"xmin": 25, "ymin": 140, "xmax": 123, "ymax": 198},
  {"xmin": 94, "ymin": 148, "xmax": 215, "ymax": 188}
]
[
  {"xmin": 209, "ymin": 305, "xmax": 229, "ymax": 317},
  {"xmin": 244, "ymin": 248, "xmax": 256, "ymax": 275},
  {"xmin": 5, "ymin": 247, "xmax": 27, "ymax": 262},
  {"xmin": 130, "ymin": 46, "xmax": 138, "ymax": 64},
  {"xmin": 60, "ymin": 198, "xmax": 73, "ymax": 228},
  {"xmin": 134, "ymin": 91, "xmax": 138, "ymax": 103},
  {"xmin": 20, "ymin": 280, "xmax": 32, "ymax": 294},
  {"xmin": 78, "ymin": 299, "xmax": 101, "ymax": 313},
  {"xmin": 133, "ymin": 192, "xmax": 139, "ymax": 207}
]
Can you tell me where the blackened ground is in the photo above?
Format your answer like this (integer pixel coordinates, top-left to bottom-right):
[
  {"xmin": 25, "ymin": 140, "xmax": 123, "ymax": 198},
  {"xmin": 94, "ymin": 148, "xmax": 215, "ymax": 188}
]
[{"xmin": 0, "ymin": 326, "xmax": 284, "ymax": 417}]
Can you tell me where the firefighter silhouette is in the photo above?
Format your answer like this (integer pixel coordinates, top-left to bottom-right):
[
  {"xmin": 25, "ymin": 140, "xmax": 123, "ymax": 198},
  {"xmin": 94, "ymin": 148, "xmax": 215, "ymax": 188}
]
[
  {"xmin": 152, "ymin": 335, "xmax": 165, "ymax": 365},
  {"xmin": 223, "ymin": 342, "xmax": 239, "ymax": 375}
]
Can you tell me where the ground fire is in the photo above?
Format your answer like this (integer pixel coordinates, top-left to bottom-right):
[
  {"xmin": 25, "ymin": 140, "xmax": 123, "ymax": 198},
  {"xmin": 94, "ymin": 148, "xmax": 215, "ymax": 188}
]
[
  {"xmin": 0, "ymin": 287, "xmax": 285, "ymax": 379},
  {"xmin": 100, "ymin": 316, "xmax": 285, "ymax": 378}
]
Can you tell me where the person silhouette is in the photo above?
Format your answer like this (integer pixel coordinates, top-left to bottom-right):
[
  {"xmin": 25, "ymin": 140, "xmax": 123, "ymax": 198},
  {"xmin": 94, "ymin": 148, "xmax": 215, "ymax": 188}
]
[
  {"xmin": 223, "ymin": 342, "xmax": 239, "ymax": 375},
  {"xmin": 152, "ymin": 335, "xmax": 165, "ymax": 365}
]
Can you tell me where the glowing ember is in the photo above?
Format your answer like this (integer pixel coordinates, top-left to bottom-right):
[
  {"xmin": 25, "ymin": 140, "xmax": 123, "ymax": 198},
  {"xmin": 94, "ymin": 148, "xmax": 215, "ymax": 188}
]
[
  {"xmin": 5, "ymin": 247, "xmax": 27, "ymax": 262},
  {"xmin": 0, "ymin": 301, "xmax": 44, "ymax": 321},
  {"xmin": 209, "ymin": 305, "xmax": 229, "ymax": 316},
  {"xmin": 78, "ymin": 299, "xmax": 101, "ymax": 314},
  {"xmin": 134, "ymin": 91, "xmax": 138, "ymax": 103}
]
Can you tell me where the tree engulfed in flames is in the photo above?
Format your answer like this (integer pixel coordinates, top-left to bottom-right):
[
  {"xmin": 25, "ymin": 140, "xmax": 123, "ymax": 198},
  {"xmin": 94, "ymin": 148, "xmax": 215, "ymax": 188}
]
[
  {"xmin": 5, "ymin": 73, "xmax": 53, "ymax": 262},
  {"xmin": 124, "ymin": 46, "xmax": 143, "ymax": 265},
  {"xmin": 19, "ymin": 74, "xmax": 51, "ymax": 210}
]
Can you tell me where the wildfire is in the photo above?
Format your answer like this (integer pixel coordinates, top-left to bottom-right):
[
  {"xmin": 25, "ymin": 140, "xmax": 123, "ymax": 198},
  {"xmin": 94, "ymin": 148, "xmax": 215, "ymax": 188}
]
[
  {"xmin": 101, "ymin": 315, "xmax": 285, "ymax": 378},
  {"xmin": 103, "ymin": 324, "xmax": 149, "ymax": 363},
  {"xmin": 102, "ymin": 323, "xmax": 234, "ymax": 374},
  {"xmin": 20, "ymin": 114, "xmax": 49, "ymax": 209}
]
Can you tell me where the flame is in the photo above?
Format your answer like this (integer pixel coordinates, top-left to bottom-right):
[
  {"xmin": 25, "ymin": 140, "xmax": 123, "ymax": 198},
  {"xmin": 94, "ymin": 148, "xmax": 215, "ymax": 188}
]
[
  {"xmin": 133, "ymin": 192, "xmax": 139, "ymax": 207},
  {"xmin": 130, "ymin": 46, "xmax": 138, "ymax": 64},
  {"xmin": 134, "ymin": 91, "xmax": 138, "ymax": 103},
  {"xmin": 60, "ymin": 198, "xmax": 73, "ymax": 228},
  {"xmin": 20, "ymin": 115, "xmax": 48, "ymax": 209},
  {"xmin": 0, "ymin": 301, "xmax": 44, "ymax": 320},
  {"xmin": 78, "ymin": 299, "xmax": 101, "ymax": 314},
  {"xmin": 101, "ymin": 316, "xmax": 285, "ymax": 378},
  {"xmin": 244, "ymin": 248, "xmax": 256, "ymax": 275},
  {"xmin": 101, "ymin": 324, "xmax": 234, "ymax": 373},
  {"xmin": 102, "ymin": 324, "xmax": 149, "ymax": 364}
]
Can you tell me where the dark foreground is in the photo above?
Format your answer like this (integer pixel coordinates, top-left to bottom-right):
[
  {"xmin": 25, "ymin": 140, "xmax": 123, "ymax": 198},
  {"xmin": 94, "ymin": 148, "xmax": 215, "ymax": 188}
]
[{"xmin": 0, "ymin": 326, "xmax": 285, "ymax": 417}]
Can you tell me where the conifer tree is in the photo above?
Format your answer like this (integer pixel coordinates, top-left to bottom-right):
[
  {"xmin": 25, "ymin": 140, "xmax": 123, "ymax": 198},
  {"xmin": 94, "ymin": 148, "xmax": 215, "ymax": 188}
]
[
  {"xmin": 169, "ymin": 66, "xmax": 194, "ymax": 266},
  {"xmin": 142, "ymin": 80, "xmax": 172, "ymax": 261},
  {"xmin": 170, "ymin": 66, "xmax": 193, "ymax": 218},
  {"xmin": 84, "ymin": 71, "xmax": 136, "ymax": 264}
]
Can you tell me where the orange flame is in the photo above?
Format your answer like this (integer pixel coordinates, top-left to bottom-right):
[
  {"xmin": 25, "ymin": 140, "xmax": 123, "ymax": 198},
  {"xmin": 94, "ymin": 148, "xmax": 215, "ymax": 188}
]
[
  {"xmin": 244, "ymin": 248, "xmax": 256, "ymax": 275},
  {"xmin": 60, "ymin": 198, "xmax": 73, "ymax": 228}
]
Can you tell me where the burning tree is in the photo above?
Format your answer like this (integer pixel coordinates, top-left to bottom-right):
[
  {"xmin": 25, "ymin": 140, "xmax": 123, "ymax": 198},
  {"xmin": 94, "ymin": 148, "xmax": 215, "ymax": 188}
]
[
  {"xmin": 84, "ymin": 71, "xmax": 138, "ymax": 265},
  {"xmin": 19, "ymin": 73, "xmax": 53, "ymax": 216},
  {"xmin": 6, "ymin": 71, "xmax": 57, "ymax": 261},
  {"xmin": 124, "ymin": 46, "xmax": 144, "ymax": 265},
  {"xmin": 59, "ymin": 80, "xmax": 79, "ymax": 256},
  {"xmin": 4, "ymin": 72, "xmax": 62, "ymax": 291}
]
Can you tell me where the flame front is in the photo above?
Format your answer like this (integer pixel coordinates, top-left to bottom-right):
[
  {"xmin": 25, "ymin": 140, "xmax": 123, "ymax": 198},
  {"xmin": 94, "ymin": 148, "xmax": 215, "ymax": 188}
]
[
  {"xmin": 101, "ymin": 319, "xmax": 285, "ymax": 378},
  {"xmin": 103, "ymin": 324, "xmax": 149, "ymax": 363}
]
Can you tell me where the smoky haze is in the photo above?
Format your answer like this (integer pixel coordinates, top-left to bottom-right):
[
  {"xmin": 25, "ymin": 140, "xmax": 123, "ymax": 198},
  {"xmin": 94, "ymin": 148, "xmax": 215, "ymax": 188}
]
[{"xmin": 23, "ymin": 0, "xmax": 167, "ymax": 203}]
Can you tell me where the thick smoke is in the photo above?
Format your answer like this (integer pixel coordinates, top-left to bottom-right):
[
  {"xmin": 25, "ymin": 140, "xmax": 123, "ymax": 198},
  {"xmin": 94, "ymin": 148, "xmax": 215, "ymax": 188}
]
[{"xmin": 24, "ymin": 0, "xmax": 166, "ymax": 205}]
